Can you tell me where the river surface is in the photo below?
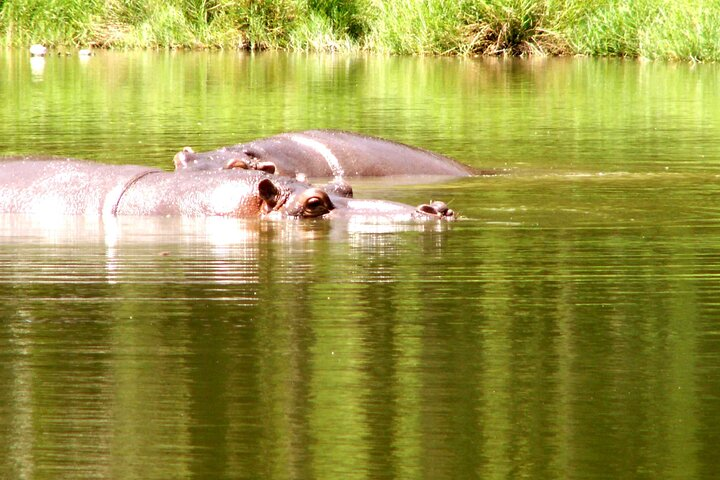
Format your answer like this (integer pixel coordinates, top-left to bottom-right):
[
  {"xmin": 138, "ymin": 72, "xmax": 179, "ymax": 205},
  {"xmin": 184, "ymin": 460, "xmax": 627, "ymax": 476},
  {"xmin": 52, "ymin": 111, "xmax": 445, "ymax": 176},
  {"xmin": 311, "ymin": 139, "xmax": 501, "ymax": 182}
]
[{"xmin": 1, "ymin": 50, "xmax": 720, "ymax": 479}]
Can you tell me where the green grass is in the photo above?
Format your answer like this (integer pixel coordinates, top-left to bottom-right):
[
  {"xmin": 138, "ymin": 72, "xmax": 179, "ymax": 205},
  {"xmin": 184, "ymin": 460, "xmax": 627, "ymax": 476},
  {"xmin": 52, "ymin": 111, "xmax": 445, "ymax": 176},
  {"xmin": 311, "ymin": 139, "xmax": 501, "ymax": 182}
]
[{"xmin": 1, "ymin": 0, "xmax": 720, "ymax": 61}]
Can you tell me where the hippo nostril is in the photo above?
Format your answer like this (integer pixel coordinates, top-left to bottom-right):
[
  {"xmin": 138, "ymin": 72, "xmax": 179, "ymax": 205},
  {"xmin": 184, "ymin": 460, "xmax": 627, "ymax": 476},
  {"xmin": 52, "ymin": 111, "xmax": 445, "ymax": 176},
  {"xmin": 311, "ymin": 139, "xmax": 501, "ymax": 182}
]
[
  {"xmin": 417, "ymin": 201, "xmax": 456, "ymax": 219},
  {"xmin": 417, "ymin": 204, "xmax": 440, "ymax": 216},
  {"xmin": 429, "ymin": 201, "xmax": 449, "ymax": 215}
]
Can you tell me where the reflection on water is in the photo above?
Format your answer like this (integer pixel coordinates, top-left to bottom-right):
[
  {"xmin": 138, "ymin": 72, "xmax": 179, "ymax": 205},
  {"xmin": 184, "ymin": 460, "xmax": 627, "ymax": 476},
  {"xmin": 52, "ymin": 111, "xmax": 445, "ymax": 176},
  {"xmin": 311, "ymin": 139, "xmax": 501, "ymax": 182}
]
[
  {"xmin": 2, "ymin": 51, "xmax": 720, "ymax": 479},
  {"xmin": 29, "ymin": 57, "xmax": 45, "ymax": 78},
  {"xmin": 2, "ymin": 51, "xmax": 720, "ymax": 175}
]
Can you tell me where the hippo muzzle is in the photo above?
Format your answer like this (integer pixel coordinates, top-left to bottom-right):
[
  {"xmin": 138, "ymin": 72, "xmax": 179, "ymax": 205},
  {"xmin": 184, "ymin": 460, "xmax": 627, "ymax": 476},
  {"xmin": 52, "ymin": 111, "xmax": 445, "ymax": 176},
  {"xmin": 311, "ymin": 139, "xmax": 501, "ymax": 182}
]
[{"xmin": 337, "ymin": 198, "xmax": 456, "ymax": 221}]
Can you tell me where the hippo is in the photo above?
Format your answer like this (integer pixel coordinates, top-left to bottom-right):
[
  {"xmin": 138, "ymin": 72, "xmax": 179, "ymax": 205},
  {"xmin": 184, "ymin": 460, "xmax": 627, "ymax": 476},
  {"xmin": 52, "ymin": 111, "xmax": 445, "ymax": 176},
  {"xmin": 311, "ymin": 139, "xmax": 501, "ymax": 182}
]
[
  {"xmin": 0, "ymin": 158, "xmax": 456, "ymax": 221},
  {"xmin": 173, "ymin": 129, "xmax": 489, "ymax": 178}
]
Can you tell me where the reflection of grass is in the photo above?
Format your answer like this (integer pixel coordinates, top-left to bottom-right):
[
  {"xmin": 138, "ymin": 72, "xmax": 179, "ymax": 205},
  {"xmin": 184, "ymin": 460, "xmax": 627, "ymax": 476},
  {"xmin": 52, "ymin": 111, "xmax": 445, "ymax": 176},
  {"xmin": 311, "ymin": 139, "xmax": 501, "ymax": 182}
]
[
  {"xmin": 1, "ymin": 0, "xmax": 719, "ymax": 61},
  {"xmin": 457, "ymin": 0, "xmax": 570, "ymax": 56}
]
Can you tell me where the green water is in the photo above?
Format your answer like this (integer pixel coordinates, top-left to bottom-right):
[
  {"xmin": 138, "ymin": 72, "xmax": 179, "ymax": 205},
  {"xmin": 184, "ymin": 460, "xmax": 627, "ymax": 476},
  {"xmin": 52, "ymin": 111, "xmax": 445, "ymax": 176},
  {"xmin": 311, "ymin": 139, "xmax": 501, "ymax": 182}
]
[{"xmin": 2, "ymin": 51, "xmax": 720, "ymax": 479}]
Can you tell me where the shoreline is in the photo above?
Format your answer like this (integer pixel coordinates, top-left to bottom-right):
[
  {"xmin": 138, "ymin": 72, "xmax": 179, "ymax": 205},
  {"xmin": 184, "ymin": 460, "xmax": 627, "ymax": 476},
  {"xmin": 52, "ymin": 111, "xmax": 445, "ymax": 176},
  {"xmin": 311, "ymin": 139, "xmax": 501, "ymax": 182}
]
[{"xmin": 2, "ymin": 0, "xmax": 718, "ymax": 62}]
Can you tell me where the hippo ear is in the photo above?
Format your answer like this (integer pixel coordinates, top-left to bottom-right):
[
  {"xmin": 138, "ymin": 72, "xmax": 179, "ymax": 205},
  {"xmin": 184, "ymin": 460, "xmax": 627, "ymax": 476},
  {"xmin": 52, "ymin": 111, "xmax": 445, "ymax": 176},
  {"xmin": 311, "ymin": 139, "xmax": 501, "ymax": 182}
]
[
  {"xmin": 173, "ymin": 147, "xmax": 194, "ymax": 170},
  {"xmin": 258, "ymin": 178, "xmax": 281, "ymax": 212}
]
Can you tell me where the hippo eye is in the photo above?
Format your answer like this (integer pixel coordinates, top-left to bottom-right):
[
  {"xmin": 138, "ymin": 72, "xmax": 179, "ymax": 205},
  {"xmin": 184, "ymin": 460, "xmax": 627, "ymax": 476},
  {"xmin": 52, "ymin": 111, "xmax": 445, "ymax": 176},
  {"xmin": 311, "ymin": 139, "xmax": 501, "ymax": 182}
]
[
  {"xmin": 243, "ymin": 148, "xmax": 260, "ymax": 159},
  {"xmin": 303, "ymin": 196, "xmax": 331, "ymax": 217}
]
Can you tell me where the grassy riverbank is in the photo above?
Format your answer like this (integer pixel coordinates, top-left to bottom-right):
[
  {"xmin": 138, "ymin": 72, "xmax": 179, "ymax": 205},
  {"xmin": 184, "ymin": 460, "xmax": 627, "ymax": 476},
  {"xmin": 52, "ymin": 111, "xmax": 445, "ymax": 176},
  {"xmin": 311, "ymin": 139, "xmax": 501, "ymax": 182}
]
[{"xmin": 1, "ymin": 0, "xmax": 718, "ymax": 61}]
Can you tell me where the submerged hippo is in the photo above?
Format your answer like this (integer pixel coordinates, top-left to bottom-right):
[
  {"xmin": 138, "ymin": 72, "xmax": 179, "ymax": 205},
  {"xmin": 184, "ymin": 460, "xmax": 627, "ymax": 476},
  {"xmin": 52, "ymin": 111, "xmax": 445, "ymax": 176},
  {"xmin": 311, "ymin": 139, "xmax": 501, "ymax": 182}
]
[
  {"xmin": 173, "ymin": 129, "xmax": 486, "ymax": 178},
  {"xmin": 0, "ymin": 159, "xmax": 455, "ymax": 221}
]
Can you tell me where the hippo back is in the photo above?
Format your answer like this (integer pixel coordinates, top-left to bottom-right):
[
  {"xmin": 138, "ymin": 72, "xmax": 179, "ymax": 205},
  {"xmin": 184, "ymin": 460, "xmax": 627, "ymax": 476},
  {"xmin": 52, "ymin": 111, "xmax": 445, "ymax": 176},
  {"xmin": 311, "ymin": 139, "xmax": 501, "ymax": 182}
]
[
  {"xmin": 0, "ymin": 158, "xmax": 158, "ymax": 215},
  {"xmin": 175, "ymin": 129, "xmax": 478, "ymax": 178},
  {"xmin": 242, "ymin": 130, "xmax": 475, "ymax": 177}
]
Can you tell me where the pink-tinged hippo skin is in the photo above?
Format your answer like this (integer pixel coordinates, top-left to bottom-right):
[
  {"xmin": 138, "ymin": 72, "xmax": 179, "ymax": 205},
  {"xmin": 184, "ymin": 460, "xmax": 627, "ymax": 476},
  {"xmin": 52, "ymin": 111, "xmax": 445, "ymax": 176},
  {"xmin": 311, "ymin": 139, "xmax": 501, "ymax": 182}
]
[
  {"xmin": 0, "ymin": 159, "xmax": 158, "ymax": 216},
  {"xmin": 0, "ymin": 159, "xmax": 456, "ymax": 221},
  {"xmin": 173, "ymin": 129, "xmax": 490, "ymax": 178}
]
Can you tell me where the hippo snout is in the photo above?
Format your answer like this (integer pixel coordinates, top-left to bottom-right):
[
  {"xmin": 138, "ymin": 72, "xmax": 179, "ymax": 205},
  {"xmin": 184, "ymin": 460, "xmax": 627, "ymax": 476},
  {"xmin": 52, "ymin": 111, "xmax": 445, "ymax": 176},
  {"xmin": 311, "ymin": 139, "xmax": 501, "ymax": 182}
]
[{"xmin": 323, "ymin": 197, "xmax": 457, "ymax": 222}]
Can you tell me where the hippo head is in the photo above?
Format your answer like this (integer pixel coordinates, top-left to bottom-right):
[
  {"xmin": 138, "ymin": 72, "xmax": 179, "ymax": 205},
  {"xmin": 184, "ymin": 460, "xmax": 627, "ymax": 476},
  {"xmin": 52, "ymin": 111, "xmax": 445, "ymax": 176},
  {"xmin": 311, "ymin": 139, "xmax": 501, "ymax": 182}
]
[
  {"xmin": 170, "ymin": 159, "xmax": 455, "ymax": 221},
  {"xmin": 257, "ymin": 175, "xmax": 456, "ymax": 222},
  {"xmin": 174, "ymin": 146, "xmax": 277, "ymax": 174}
]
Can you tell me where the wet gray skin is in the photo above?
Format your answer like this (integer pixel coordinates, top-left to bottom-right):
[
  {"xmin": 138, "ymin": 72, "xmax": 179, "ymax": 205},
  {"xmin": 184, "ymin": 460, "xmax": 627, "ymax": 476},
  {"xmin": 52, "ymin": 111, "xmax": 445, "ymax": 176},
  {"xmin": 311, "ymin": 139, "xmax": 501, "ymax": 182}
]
[
  {"xmin": 0, "ymin": 159, "xmax": 456, "ymax": 221},
  {"xmin": 173, "ymin": 129, "xmax": 491, "ymax": 178}
]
